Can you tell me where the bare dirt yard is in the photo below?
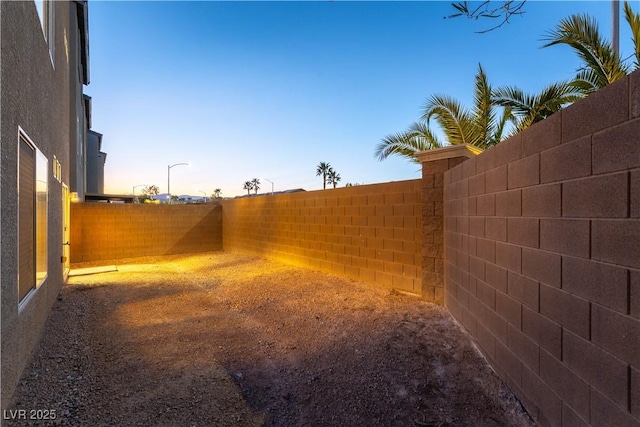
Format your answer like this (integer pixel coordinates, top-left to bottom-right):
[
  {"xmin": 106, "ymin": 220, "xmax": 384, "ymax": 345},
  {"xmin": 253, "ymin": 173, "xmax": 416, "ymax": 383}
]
[{"xmin": 8, "ymin": 252, "xmax": 534, "ymax": 426}]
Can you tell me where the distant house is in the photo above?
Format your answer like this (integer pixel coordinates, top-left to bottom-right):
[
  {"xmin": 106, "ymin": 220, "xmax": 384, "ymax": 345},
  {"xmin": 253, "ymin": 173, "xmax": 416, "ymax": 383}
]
[
  {"xmin": 87, "ymin": 129, "xmax": 107, "ymax": 194},
  {"xmin": 81, "ymin": 94, "xmax": 108, "ymax": 198},
  {"xmin": 0, "ymin": 0, "xmax": 91, "ymax": 410}
]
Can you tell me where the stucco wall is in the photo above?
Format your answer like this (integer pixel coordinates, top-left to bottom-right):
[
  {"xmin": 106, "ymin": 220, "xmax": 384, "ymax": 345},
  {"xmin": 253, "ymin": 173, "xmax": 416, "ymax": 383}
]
[
  {"xmin": 70, "ymin": 203, "xmax": 223, "ymax": 263},
  {"xmin": 222, "ymin": 180, "xmax": 423, "ymax": 294},
  {"xmin": 442, "ymin": 70, "xmax": 640, "ymax": 426},
  {"xmin": 0, "ymin": 1, "xmax": 74, "ymax": 410}
]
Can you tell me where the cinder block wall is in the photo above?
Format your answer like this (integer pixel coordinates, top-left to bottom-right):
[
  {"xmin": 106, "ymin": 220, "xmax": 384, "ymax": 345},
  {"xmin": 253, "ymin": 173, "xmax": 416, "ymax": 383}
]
[
  {"xmin": 442, "ymin": 70, "xmax": 640, "ymax": 426},
  {"xmin": 70, "ymin": 203, "xmax": 222, "ymax": 263},
  {"xmin": 222, "ymin": 180, "xmax": 423, "ymax": 294},
  {"xmin": 421, "ymin": 155, "xmax": 469, "ymax": 303}
]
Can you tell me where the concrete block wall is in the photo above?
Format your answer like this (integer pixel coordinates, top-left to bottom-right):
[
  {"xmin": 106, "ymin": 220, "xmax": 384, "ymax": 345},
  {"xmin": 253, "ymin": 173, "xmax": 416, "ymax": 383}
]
[
  {"xmin": 442, "ymin": 70, "xmax": 640, "ymax": 426},
  {"xmin": 420, "ymin": 150, "xmax": 474, "ymax": 304},
  {"xmin": 70, "ymin": 203, "xmax": 222, "ymax": 263},
  {"xmin": 221, "ymin": 180, "xmax": 423, "ymax": 294}
]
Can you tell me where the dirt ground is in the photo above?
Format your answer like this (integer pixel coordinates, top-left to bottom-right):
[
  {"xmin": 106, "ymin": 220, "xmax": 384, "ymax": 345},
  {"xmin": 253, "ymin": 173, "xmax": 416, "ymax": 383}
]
[{"xmin": 8, "ymin": 252, "xmax": 534, "ymax": 426}]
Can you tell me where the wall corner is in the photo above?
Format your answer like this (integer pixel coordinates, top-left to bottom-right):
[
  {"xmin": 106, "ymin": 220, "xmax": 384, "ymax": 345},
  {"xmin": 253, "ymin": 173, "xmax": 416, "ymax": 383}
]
[{"xmin": 418, "ymin": 144, "xmax": 482, "ymax": 304}]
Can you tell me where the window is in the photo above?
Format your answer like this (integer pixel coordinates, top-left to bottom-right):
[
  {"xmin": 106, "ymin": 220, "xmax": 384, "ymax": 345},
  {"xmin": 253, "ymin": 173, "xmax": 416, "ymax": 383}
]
[
  {"xmin": 18, "ymin": 130, "xmax": 48, "ymax": 304},
  {"xmin": 34, "ymin": 0, "xmax": 55, "ymax": 64}
]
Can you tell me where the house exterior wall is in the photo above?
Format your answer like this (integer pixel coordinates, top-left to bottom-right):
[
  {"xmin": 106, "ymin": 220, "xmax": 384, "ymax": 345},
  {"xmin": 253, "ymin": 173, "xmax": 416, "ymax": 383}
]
[
  {"xmin": 86, "ymin": 130, "xmax": 105, "ymax": 194},
  {"xmin": 70, "ymin": 204, "xmax": 223, "ymax": 263},
  {"xmin": 441, "ymin": 70, "xmax": 640, "ymax": 426},
  {"xmin": 68, "ymin": 8, "xmax": 89, "ymax": 199},
  {"xmin": 222, "ymin": 180, "xmax": 423, "ymax": 294},
  {"xmin": 0, "ymin": 0, "xmax": 79, "ymax": 410}
]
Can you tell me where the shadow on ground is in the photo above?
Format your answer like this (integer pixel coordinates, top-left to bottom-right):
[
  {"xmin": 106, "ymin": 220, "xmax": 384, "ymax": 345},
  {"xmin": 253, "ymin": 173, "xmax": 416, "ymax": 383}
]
[{"xmin": 7, "ymin": 252, "xmax": 533, "ymax": 427}]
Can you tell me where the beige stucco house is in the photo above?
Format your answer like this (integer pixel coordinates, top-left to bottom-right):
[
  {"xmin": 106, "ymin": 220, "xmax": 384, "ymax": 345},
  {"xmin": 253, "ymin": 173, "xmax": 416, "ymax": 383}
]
[{"xmin": 1, "ymin": 0, "xmax": 91, "ymax": 409}]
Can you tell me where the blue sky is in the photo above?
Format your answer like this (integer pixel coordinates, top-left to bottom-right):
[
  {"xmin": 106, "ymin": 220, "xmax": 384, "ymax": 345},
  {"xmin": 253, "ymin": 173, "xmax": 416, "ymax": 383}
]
[{"xmin": 88, "ymin": 1, "xmax": 636, "ymax": 197}]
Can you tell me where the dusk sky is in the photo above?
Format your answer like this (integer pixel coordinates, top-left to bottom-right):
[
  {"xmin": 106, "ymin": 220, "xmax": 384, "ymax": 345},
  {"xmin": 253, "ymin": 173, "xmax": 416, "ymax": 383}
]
[{"xmin": 88, "ymin": 1, "xmax": 636, "ymax": 197}]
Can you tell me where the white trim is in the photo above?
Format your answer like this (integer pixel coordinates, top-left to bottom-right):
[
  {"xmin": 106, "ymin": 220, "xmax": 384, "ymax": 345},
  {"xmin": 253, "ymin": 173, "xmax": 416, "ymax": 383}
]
[
  {"xmin": 18, "ymin": 288, "xmax": 37, "ymax": 312},
  {"xmin": 17, "ymin": 127, "xmax": 35, "ymax": 310}
]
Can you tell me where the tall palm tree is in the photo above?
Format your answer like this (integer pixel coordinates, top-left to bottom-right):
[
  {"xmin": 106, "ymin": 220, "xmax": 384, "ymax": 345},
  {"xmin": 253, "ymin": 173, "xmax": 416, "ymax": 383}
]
[
  {"xmin": 327, "ymin": 169, "xmax": 341, "ymax": 188},
  {"xmin": 316, "ymin": 162, "xmax": 331, "ymax": 189},
  {"xmin": 251, "ymin": 178, "xmax": 260, "ymax": 195},
  {"xmin": 492, "ymin": 81, "xmax": 583, "ymax": 133},
  {"xmin": 243, "ymin": 181, "xmax": 253, "ymax": 196},
  {"xmin": 542, "ymin": 2, "xmax": 640, "ymax": 94},
  {"xmin": 376, "ymin": 64, "xmax": 513, "ymax": 163},
  {"xmin": 213, "ymin": 188, "xmax": 222, "ymax": 199}
]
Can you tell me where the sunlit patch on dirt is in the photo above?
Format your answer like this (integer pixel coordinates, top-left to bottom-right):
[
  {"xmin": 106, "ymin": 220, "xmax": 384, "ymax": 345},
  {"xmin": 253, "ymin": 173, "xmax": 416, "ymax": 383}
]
[{"xmin": 9, "ymin": 252, "xmax": 534, "ymax": 427}]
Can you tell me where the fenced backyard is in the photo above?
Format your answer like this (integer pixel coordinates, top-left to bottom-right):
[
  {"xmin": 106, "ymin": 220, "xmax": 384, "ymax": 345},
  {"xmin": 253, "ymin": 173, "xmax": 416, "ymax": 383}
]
[{"xmin": 46, "ymin": 69, "xmax": 640, "ymax": 426}]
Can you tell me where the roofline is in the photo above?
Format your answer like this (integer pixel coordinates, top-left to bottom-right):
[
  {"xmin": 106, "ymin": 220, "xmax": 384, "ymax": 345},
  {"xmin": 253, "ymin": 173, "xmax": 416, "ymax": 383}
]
[
  {"xmin": 75, "ymin": 1, "xmax": 90, "ymax": 84},
  {"xmin": 83, "ymin": 94, "xmax": 92, "ymax": 128}
]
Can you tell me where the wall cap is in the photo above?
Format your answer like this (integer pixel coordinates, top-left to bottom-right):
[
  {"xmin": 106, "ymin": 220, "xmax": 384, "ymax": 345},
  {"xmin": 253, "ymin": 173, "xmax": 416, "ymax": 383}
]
[{"xmin": 416, "ymin": 144, "xmax": 483, "ymax": 163}]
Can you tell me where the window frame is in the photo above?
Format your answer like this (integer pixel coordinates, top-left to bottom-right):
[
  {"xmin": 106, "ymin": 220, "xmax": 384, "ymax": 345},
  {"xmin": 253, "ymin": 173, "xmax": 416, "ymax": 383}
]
[
  {"xmin": 33, "ymin": 0, "xmax": 55, "ymax": 66},
  {"xmin": 17, "ymin": 128, "xmax": 49, "ymax": 309}
]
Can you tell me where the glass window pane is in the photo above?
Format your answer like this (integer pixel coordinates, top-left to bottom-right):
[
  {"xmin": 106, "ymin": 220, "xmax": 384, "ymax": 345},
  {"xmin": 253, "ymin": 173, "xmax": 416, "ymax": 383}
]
[{"xmin": 18, "ymin": 138, "xmax": 36, "ymax": 301}]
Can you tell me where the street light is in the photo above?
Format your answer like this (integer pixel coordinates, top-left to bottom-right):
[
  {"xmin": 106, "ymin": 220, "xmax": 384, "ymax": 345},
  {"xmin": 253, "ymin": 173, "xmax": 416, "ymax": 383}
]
[
  {"xmin": 612, "ymin": 0, "xmax": 620, "ymax": 56},
  {"xmin": 167, "ymin": 162, "xmax": 189, "ymax": 197},
  {"xmin": 262, "ymin": 178, "xmax": 274, "ymax": 195},
  {"xmin": 132, "ymin": 184, "xmax": 148, "ymax": 203},
  {"xmin": 132, "ymin": 184, "xmax": 147, "ymax": 195},
  {"xmin": 198, "ymin": 190, "xmax": 208, "ymax": 202}
]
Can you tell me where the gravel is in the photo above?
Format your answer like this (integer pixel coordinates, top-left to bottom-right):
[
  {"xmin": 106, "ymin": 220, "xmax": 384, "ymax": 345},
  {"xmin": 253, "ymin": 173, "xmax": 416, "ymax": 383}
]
[{"xmin": 6, "ymin": 252, "xmax": 535, "ymax": 426}]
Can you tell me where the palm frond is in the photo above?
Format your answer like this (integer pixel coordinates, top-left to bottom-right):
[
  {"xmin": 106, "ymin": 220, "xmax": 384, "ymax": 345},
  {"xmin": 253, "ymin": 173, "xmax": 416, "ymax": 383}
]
[
  {"xmin": 375, "ymin": 122, "xmax": 442, "ymax": 163},
  {"xmin": 471, "ymin": 63, "xmax": 497, "ymax": 149},
  {"xmin": 491, "ymin": 105, "xmax": 515, "ymax": 144},
  {"xmin": 494, "ymin": 80, "xmax": 582, "ymax": 132},
  {"xmin": 542, "ymin": 13, "xmax": 629, "ymax": 89},
  {"xmin": 422, "ymin": 94, "xmax": 474, "ymax": 146},
  {"xmin": 625, "ymin": 1, "xmax": 640, "ymax": 69}
]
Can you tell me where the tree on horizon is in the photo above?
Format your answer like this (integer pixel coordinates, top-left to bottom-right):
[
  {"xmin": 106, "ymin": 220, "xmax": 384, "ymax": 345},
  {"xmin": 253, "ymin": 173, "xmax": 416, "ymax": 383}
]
[
  {"xmin": 316, "ymin": 162, "xmax": 332, "ymax": 190},
  {"xmin": 243, "ymin": 181, "xmax": 253, "ymax": 196},
  {"xmin": 327, "ymin": 169, "xmax": 341, "ymax": 189},
  {"xmin": 251, "ymin": 178, "xmax": 261, "ymax": 195}
]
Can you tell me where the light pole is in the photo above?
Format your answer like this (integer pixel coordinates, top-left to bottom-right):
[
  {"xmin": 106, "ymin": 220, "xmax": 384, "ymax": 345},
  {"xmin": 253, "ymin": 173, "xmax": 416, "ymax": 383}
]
[
  {"xmin": 132, "ymin": 184, "xmax": 147, "ymax": 203},
  {"xmin": 167, "ymin": 162, "xmax": 189, "ymax": 198},
  {"xmin": 198, "ymin": 190, "xmax": 207, "ymax": 202},
  {"xmin": 132, "ymin": 184, "xmax": 147, "ymax": 195},
  {"xmin": 612, "ymin": 0, "xmax": 620, "ymax": 56},
  {"xmin": 262, "ymin": 178, "xmax": 274, "ymax": 195}
]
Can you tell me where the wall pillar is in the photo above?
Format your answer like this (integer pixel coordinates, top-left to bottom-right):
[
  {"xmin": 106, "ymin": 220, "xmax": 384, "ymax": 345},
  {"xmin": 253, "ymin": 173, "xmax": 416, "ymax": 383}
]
[{"xmin": 417, "ymin": 145, "xmax": 481, "ymax": 304}]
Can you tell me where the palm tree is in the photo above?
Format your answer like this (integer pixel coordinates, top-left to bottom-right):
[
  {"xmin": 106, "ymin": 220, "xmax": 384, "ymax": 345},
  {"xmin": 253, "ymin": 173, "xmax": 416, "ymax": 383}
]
[
  {"xmin": 243, "ymin": 181, "xmax": 253, "ymax": 196},
  {"xmin": 326, "ymin": 169, "xmax": 341, "ymax": 188},
  {"xmin": 492, "ymin": 81, "xmax": 583, "ymax": 133},
  {"xmin": 627, "ymin": 1, "xmax": 640, "ymax": 69},
  {"xmin": 316, "ymin": 162, "xmax": 331, "ymax": 189},
  {"xmin": 376, "ymin": 64, "xmax": 513, "ymax": 163},
  {"xmin": 542, "ymin": 2, "xmax": 640, "ymax": 94},
  {"xmin": 251, "ymin": 178, "xmax": 260, "ymax": 195},
  {"xmin": 212, "ymin": 188, "xmax": 222, "ymax": 200}
]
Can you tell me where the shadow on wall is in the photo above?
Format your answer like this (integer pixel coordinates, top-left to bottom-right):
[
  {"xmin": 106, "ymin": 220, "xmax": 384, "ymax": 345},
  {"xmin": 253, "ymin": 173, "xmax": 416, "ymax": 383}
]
[{"xmin": 70, "ymin": 203, "xmax": 223, "ymax": 263}]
